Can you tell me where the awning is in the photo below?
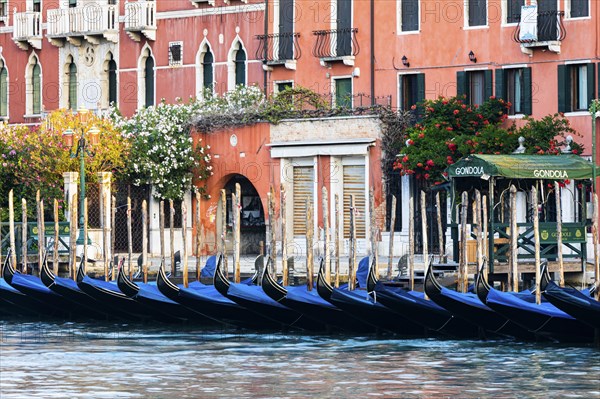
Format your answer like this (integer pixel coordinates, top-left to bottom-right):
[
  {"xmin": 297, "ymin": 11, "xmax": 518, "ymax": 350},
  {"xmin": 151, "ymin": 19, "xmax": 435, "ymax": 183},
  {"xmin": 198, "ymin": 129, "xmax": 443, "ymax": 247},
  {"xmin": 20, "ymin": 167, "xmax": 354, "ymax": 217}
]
[{"xmin": 447, "ymin": 154, "xmax": 595, "ymax": 180}]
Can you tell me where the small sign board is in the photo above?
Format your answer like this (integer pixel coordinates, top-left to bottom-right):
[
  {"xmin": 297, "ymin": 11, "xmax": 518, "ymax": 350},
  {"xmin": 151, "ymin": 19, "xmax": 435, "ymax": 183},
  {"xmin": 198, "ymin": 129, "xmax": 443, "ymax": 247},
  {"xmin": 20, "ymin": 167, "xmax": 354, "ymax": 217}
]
[
  {"xmin": 539, "ymin": 224, "xmax": 586, "ymax": 244},
  {"xmin": 29, "ymin": 223, "xmax": 70, "ymax": 238}
]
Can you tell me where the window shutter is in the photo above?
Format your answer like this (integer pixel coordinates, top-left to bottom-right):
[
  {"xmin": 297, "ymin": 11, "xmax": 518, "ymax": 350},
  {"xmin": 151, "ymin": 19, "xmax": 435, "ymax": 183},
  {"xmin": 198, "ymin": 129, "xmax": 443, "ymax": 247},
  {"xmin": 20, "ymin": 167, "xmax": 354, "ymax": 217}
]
[
  {"xmin": 144, "ymin": 57, "xmax": 154, "ymax": 107},
  {"xmin": 416, "ymin": 73, "xmax": 425, "ymax": 102},
  {"xmin": 293, "ymin": 166, "xmax": 313, "ymax": 236},
  {"xmin": 586, "ymin": 63, "xmax": 595, "ymax": 106},
  {"xmin": 235, "ymin": 48, "xmax": 246, "ymax": 86},
  {"xmin": 495, "ymin": 69, "xmax": 505, "ymax": 100},
  {"xmin": 557, "ymin": 64, "xmax": 568, "ymax": 113},
  {"xmin": 32, "ymin": 64, "xmax": 41, "ymax": 115},
  {"xmin": 0, "ymin": 67, "xmax": 7, "ymax": 117},
  {"xmin": 343, "ymin": 165, "xmax": 366, "ymax": 239},
  {"xmin": 68, "ymin": 63, "xmax": 78, "ymax": 110},
  {"xmin": 522, "ymin": 67, "xmax": 532, "ymax": 115},
  {"xmin": 484, "ymin": 70, "xmax": 493, "ymax": 100},
  {"xmin": 456, "ymin": 71, "xmax": 467, "ymax": 100}
]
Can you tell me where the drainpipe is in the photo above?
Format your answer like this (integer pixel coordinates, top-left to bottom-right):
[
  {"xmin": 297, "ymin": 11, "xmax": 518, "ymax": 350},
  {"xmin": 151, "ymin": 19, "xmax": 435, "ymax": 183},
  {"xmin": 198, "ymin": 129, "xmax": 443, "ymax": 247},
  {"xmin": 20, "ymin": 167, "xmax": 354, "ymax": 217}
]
[
  {"xmin": 370, "ymin": 0, "xmax": 375, "ymax": 105},
  {"xmin": 263, "ymin": 0, "xmax": 269, "ymax": 95}
]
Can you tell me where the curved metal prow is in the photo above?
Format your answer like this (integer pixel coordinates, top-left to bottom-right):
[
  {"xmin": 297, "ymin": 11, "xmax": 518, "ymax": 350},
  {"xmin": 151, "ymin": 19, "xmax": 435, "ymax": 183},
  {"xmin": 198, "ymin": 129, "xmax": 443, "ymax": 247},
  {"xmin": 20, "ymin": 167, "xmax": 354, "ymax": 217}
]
[
  {"xmin": 316, "ymin": 257, "xmax": 333, "ymax": 301},
  {"xmin": 117, "ymin": 262, "xmax": 141, "ymax": 298},
  {"xmin": 475, "ymin": 259, "xmax": 491, "ymax": 303},
  {"xmin": 213, "ymin": 253, "xmax": 230, "ymax": 297},
  {"xmin": 366, "ymin": 255, "xmax": 378, "ymax": 294}
]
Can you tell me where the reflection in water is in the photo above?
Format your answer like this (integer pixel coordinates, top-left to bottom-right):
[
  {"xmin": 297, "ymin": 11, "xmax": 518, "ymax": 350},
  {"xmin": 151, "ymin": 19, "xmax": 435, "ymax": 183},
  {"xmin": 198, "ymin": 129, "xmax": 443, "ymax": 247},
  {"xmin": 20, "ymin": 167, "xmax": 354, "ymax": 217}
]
[{"xmin": 0, "ymin": 319, "xmax": 599, "ymax": 399}]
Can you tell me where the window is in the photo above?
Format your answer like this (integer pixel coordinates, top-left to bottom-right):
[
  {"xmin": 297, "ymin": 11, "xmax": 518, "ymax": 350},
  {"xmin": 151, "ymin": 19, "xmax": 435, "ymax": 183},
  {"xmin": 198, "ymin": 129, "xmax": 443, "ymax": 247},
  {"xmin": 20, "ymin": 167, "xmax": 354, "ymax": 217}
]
[
  {"xmin": 33, "ymin": 0, "xmax": 41, "ymax": 12},
  {"xmin": 336, "ymin": 0, "xmax": 352, "ymax": 56},
  {"xmin": 108, "ymin": 58, "xmax": 117, "ymax": 105},
  {"xmin": 0, "ymin": 0, "xmax": 7, "ymax": 18},
  {"xmin": 334, "ymin": 77, "xmax": 352, "ymax": 108},
  {"xmin": 144, "ymin": 56, "xmax": 154, "ymax": 107},
  {"xmin": 569, "ymin": 0, "xmax": 589, "ymax": 18},
  {"xmin": 495, "ymin": 67, "xmax": 532, "ymax": 115},
  {"xmin": 32, "ymin": 60, "xmax": 41, "ymax": 115},
  {"xmin": 456, "ymin": 70, "xmax": 492, "ymax": 106},
  {"xmin": 69, "ymin": 0, "xmax": 76, "ymax": 7},
  {"xmin": 0, "ymin": 65, "xmax": 7, "ymax": 118},
  {"xmin": 468, "ymin": 0, "xmax": 487, "ymax": 26},
  {"xmin": 505, "ymin": 0, "xmax": 524, "ymax": 24},
  {"xmin": 398, "ymin": 73, "xmax": 425, "ymax": 111},
  {"xmin": 68, "ymin": 61, "xmax": 77, "ymax": 110},
  {"xmin": 558, "ymin": 63, "xmax": 595, "ymax": 113},
  {"xmin": 400, "ymin": 0, "xmax": 419, "ymax": 32},
  {"xmin": 202, "ymin": 50, "xmax": 213, "ymax": 91},
  {"xmin": 234, "ymin": 43, "xmax": 246, "ymax": 86},
  {"xmin": 276, "ymin": 81, "xmax": 293, "ymax": 93},
  {"xmin": 169, "ymin": 42, "xmax": 183, "ymax": 66}
]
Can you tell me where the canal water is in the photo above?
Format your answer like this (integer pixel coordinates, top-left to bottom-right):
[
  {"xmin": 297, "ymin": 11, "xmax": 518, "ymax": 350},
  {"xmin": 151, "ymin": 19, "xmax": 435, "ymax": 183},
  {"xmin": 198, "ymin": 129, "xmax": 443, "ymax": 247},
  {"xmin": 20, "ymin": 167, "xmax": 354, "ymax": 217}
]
[{"xmin": 0, "ymin": 319, "xmax": 598, "ymax": 399}]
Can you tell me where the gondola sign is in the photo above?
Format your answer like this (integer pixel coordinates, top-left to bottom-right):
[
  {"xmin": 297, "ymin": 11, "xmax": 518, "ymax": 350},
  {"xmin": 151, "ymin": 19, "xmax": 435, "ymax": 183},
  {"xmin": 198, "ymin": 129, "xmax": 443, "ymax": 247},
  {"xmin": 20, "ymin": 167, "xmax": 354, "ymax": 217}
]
[
  {"xmin": 539, "ymin": 224, "xmax": 586, "ymax": 244},
  {"xmin": 28, "ymin": 223, "xmax": 70, "ymax": 238}
]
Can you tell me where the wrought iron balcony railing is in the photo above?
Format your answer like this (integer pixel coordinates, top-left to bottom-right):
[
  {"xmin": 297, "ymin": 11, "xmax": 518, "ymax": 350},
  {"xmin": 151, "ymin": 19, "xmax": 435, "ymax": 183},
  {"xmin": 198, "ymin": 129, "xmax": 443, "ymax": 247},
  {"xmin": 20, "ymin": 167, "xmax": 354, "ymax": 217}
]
[
  {"xmin": 312, "ymin": 28, "xmax": 359, "ymax": 64},
  {"xmin": 513, "ymin": 10, "xmax": 565, "ymax": 53},
  {"xmin": 255, "ymin": 32, "xmax": 301, "ymax": 67},
  {"xmin": 13, "ymin": 11, "xmax": 42, "ymax": 50},
  {"xmin": 124, "ymin": 0, "xmax": 156, "ymax": 41}
]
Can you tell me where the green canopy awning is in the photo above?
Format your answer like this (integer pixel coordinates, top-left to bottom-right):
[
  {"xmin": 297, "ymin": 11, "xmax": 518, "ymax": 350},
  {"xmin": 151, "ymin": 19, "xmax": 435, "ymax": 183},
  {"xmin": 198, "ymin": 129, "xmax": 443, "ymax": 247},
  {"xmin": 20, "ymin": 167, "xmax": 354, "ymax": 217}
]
[{"xmin": 447, "ymin": 154, "xmax": 594, "ymax": 180}]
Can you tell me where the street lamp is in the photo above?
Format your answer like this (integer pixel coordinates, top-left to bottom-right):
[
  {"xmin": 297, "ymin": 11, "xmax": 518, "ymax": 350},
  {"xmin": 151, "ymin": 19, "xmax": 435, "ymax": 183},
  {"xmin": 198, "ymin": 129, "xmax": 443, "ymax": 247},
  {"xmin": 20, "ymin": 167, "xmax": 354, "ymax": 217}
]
[
  {"xmin": 62, "ymin": 107, "xmax": 100, "ymax": 245},
  {"xmin": 590, "ymin": 100, "xmax": 599, "ymax": 194}
]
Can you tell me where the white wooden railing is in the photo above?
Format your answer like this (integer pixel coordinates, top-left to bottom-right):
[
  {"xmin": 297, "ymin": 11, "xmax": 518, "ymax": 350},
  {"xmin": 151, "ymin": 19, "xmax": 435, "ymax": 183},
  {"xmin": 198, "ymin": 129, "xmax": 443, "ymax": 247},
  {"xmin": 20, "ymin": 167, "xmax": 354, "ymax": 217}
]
[
  {"xmin": 124, "ymin": 1, "xmax": 156, "ymax": 30},
  {"xmin": 47, "ymin": 4, "xmax": 117, "ymax": 36},
  {"xmin": 13, "ymin": 10, "xmax": 41, "ymax": 40}
]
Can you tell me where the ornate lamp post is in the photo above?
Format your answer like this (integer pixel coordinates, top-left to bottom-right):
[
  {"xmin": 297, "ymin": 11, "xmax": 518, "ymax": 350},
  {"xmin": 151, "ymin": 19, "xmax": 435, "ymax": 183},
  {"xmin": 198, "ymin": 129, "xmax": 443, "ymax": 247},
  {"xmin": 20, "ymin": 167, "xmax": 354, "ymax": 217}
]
[
  {"xmin": 62, "ymin": 108, "xmax": 100, "ymax": 245},
  {"xmin": 590, "ymin": 100, "xmax": 599, "ymax": 193}
]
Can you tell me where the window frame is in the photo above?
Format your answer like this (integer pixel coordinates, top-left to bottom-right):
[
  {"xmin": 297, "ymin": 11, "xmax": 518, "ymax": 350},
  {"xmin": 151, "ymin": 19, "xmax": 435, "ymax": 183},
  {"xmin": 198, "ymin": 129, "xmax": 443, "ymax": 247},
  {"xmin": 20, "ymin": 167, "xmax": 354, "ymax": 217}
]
[
  {"xmin": 397, "ymin": 0, "xmax": 420, "ymax": 34},
  {"xmin": 274, "ymin": 80, "xmax": 294, "ymax": 94},
  {"xmin": 565, "ymin": 0, "xmax": 590, "ymax": 19},
  {"xmin": 332, "ymin": 76, "xmax": 353, "ymax": 109},
  {"xmin": 502, "ymin": 0, "xmax": 524, "ymax": 26},
  {"xmin": 397, "ymin": 72, "xmax": 425, "ymax": 111},
  {"xmin": 0, "ymin": 63, "xmax": 8, "ymax": 118},
  {"xmin": 464, "ymin": 0, "xmax": 488, "ymax": 29},
  {"xmin": 168, "ymin": 41, "xmax": 183, "ymax": 67}
]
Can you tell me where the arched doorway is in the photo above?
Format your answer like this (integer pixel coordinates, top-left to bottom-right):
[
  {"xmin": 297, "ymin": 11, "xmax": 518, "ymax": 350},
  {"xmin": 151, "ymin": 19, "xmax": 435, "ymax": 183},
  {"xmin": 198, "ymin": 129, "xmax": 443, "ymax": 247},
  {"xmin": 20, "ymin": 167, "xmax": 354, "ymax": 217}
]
[{"xmin": 222, "ymin": 174, "xmax": 265, "ymax": 255}]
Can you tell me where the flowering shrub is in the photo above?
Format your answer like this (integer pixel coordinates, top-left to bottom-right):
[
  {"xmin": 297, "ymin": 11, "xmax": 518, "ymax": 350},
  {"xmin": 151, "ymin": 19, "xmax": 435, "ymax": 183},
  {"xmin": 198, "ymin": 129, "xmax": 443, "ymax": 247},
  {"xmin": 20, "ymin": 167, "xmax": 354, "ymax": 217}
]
[
  {"xmin": 112, "ymin": 98, "xmax": 212, "ymax": 201},
  {"xmin": 395, "ymin": 96, "xmax": 584, "ymax": 184},
  {"xmin": 0, "ymin": 110, "xmax": 128, "ymax": 219}
]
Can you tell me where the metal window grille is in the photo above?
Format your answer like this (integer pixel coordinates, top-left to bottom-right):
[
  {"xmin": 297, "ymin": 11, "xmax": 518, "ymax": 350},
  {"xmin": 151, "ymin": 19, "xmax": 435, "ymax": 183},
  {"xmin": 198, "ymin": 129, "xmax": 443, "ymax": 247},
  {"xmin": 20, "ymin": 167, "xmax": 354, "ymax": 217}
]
[{"xmin": 169, "ymin": 42, "xmax": 183, "ymax": 66}]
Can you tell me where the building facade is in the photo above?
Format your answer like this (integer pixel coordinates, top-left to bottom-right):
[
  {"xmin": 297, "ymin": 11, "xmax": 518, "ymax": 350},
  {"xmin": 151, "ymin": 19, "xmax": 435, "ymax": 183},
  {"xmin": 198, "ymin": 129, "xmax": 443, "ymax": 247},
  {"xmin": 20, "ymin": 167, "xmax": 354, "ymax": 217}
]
[{"xmin": 0, "ymin": 0, "xmax": 598, "ymax": 261}]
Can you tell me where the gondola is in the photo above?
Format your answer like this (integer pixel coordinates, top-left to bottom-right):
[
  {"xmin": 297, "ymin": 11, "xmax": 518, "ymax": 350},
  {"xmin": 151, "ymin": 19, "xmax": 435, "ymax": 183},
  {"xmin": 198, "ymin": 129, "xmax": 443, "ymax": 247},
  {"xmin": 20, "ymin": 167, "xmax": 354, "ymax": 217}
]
[
  {"xmin": 3, "ymin": 250, "xmax": 88, "ymax": 318},
  {"xmin": 0, "ymin": 252, "xmax": 48, "ymax": 317},
  {"xmin": 316, "ymin": 256, "xmax": 425, "ymax": 335},
  {"xmin": 77, "ymin": 258, "xmax": 180, "ymax": 323},
  {"xmin": 368, "ymin": 260, "xmax": 479, "ymax": 338},
  {"xmin": 539, "ymin": 266, "xmax": 600, "ymax": 329},
  {"xmin": 40, "ymin": 257, "xmax": 127, "ymax": 320},
  {"xmin": 425, "ymin": 262, "xmax": 533, "ymax": 339},
  {"xmin": 214, "ymin": 255, "xmax": 326, "ymax": 332},
  {"xmin": 156, "ymin": 256, "xmax": 272, "ymax": 329},
  {"xmin": 476, "ymin": 263, "xmax": 594, "ymax": 342},
  {"xmin": 117, "ymin": 263, "xmax": 214, "ymax": 323},
  {"xmin": 261, "ymin": 258, "xmax": 375, "ymax": 333}
]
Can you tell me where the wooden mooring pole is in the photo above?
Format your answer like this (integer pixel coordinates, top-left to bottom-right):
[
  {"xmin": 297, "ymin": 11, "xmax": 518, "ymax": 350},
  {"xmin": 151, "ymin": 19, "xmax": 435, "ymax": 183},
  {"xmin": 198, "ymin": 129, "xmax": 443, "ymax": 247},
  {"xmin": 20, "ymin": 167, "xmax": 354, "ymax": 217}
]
[
  {"xmin": 169, "ymin": 199, "xmax": 175, "ymax": 276},
  {"xmin": 142, "ymin": 199, "xmax": 148, "ymax": 284},
  {"xmin": 282, "ymin": 185, "xmax": 288, "ymax": 286},
  {"xmin": 111, "ymin": 196, "xmax": 116, "ymax": 280},
  {"xmin": 370, "ymin": 188, "xmax": 378, "ymax": 282},
  {"xmin": 233, "ymin": 183, "xmax": 241, "ymax": 284},
  {"xmin": 69, "ymin": 193, "xmax": 78, "ymax": 280},
  {"xmin": 127, "ymin": 196, "xmax": 133, "ymax": 279},
  {"xmin": 159, "ymin": 200, "xmax": 166, "ymax": 272},
  {"xmin": 421, "ymin": 191, "xmax": 428, "ymax": 274},
  {"xmin": 195, "ymin": 192, "xmax": 202, "ymax": 282},
  {"xmin": 269, "ymin": 187, "xmax": 276, "ymax": 276},
  {"xmin": 21, "ymin": 199, "xmax": 27, "ymax": 273},
  {"xmin": 348, "ymin": 195, "xmax": 357, "ymax": 291},
  {"xmin": 387, "ymin": 195, "xmax": 396, "ymax": 280},
  {"xmin": 475, "ymin": 190, "xmax": 483, "ymax": 276},
  {"xmin": 532, "ymin": 186, "xmax": 541, "ymax": 305},
  {"xmin": 408, "ymin": 191, "xmax": 415, "ymax": 291},
  {"xmin": 9, "ymin": 190, "xmax": 17, "ymax": 272},
  {"xmin": 459, "ymin": 192, "xmax": 468, "ymax": 293},
  {"xmin": 182, "ymin": 202, "xmax": 189, "ymax": 288},
  {"xmin": 509, "ymin": 185, "xmax": 518, "ymax": 292},
  {"xmin": 83, "ymin": 197, "xmax": 88, "ymax": 275},
  {"xmin": 334, "ymin": 194, "xmax": 340, "ymax": 288},
  {"xmin": 554, "ymin": 182, "xmax": 564, "ymax": 287},
  {"xmin": 306, "ymin": 199, "xmax": 314, "ymax": 291},
  {"xmin": 220, "ymin": 189, "xmax": 227, "ymax": 278},
  {"xmin": 436, "ymin": 192, "xmax": 445, "ymax": 264},
  {"xmin": 36, "ymin": 191, "xmax": 43, "ymax": 273},
  {"xmin": 593, "ymin": 193, "xmax": 599, "ymax": 301},
  {"xmin": 482, "ymin": 195, "xmax": 488, "ymax": 277},
  {"xmin": 322, "ymin": 186, "xmax": 330, "ymax": 285},
  {"xmin": 53, "ymin": 199, "xmax": 59, "ymax": 276}
]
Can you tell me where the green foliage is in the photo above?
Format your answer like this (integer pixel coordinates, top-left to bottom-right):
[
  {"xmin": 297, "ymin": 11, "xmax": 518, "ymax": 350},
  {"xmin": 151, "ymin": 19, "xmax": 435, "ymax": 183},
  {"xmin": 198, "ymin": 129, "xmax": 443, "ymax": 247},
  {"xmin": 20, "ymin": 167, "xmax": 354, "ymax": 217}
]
[{"xmin": 395, "ymin": 96, "xmax": 585, "ymax": 184}]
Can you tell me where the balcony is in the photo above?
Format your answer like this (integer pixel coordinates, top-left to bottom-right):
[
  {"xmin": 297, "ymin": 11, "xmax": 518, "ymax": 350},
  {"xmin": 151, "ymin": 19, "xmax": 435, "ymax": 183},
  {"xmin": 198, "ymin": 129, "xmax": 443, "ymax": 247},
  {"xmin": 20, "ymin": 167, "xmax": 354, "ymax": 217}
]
[
  {"xmin": 12, "ymin": 11, "xmax": 42, "ymax": 50},
  {"xmin": 255, "ymin": 33, "xmax": 301, "ymax": 70},
  {"xmin": 312, "ymin": 28, "xmax": 359, "ymax": 66},
  {"xmin": 124, "ymin": 1, "xmax": 156, "ymax": 42},
  {"xmin": 513, "ymin": 8, "xmax": 566, "ymax": 55},
  {"xmin": 47, "ymin": 4, "xmax": 118, "ymax": 47}
]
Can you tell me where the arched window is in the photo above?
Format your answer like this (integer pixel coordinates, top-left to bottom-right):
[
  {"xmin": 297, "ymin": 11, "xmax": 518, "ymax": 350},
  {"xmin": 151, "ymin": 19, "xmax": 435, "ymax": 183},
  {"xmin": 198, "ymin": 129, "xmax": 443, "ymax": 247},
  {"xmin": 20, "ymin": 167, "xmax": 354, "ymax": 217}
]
[
  {"xmin": 202, "ymin": 50, "xmax": 214, "ymax": 91},
  {"xmin": 0, "ymin": 64, "xmax": 7, "ymax": 118},
  {"xmin": 108, "ymin": 58, "xmax": 117, "ymax": 105},
  {"xmin": 234, "ymin": 43, "xmax": 246, "ymax": 86},
  {"xmin": 144, "ymin": 56, "xmax": 154, "ymax": 107},
  {"xmin": 32, "ymin": 60, "xmax": 41, "ymax": 115},
  {"xmin": 68, "ymin": 61, "xmax": 77, "ymax": 110}
]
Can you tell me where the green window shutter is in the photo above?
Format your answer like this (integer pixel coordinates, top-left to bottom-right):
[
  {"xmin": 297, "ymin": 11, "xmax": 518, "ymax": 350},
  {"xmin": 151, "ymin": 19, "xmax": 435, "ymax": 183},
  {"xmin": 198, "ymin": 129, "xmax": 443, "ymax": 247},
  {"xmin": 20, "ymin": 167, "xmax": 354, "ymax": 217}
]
[
  {"xmin": 68, "ymin": 63, "xmax": 77, "ymax": 110},
  {"xmin": 495, "ymin": 69, "xmax": 505, "ymax": 100},
  {"xmin": 456, "ymin": 71, "xmax": 467, "ymax": 100},
  {"xmin": 522, "ymin": 67, "xmax": 532, "ymax": 115},
  {"xmin": 586, "ymin": 63, "xmax": 595, "ymax": 106},
  {"xmin": 484, "ymin": 70, "xmax": 493, "ymax": 100},
  {"xmin": 108, "ymin": 59, "xmax": 117, "ymax": 105},
  {"xmin": 144, "ymin": 56, "xmax": 154, "ymax": 107},
  {"xmin": 235, "ymin": 48, "xmax": 246, "ymax": 86},
  {"xmin": 557, "ymin": 64, "xmax": 568, "ymax": 113},
  {"xmin": 32, "ymin": 63, "xmax": 41, "ymax": 115},
  {"xmin": 0, "ymin": 67, "xmax": 7, "ymax": 117},
  {"xmin": 416, "ymin": 73, "xmax": 425, "ymax": 102}
]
